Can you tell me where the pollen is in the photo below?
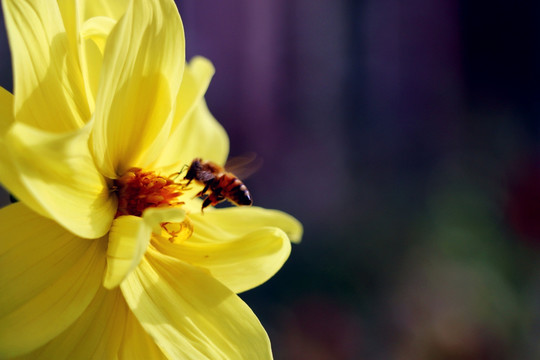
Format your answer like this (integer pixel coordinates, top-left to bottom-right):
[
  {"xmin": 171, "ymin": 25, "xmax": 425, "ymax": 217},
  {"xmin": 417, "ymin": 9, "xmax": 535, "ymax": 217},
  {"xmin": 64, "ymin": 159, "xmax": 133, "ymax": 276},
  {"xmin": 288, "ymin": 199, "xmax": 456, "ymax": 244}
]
[
  {"xmin": 114, "ymin": 168, "xmax": 184, "ymax": 217},
  {"xmin": 161, "ymin": 218, "xmax": 193, "ymax": 243}
]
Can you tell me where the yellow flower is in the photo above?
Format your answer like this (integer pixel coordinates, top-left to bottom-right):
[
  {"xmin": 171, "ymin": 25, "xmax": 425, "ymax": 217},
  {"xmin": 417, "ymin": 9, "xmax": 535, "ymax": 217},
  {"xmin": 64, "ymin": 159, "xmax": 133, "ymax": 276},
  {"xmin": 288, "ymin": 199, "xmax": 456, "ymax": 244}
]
[{"xmin": 0, "ymin": 0, "xmax": 302, "ymax": 358}]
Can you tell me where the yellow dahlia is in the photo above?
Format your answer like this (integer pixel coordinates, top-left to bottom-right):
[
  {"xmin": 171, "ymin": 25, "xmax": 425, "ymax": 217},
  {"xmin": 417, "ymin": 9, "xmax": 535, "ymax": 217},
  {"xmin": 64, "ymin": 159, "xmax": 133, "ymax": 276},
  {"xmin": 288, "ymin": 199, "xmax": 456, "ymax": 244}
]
[{"xmin": 0, "ymin": 0, "xmax": 302, "ymax": 358}]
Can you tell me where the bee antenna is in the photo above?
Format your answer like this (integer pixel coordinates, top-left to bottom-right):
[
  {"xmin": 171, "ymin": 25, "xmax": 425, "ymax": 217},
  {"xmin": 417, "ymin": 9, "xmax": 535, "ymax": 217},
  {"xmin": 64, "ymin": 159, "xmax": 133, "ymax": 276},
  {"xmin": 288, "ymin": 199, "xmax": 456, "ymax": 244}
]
[
  {"xmin": 170, "ymin": 163, "xmax": 189, "ymax": 180},
  {"xmin": 179, "ymin": 163, "xmax": 189, "ymax": 175}
]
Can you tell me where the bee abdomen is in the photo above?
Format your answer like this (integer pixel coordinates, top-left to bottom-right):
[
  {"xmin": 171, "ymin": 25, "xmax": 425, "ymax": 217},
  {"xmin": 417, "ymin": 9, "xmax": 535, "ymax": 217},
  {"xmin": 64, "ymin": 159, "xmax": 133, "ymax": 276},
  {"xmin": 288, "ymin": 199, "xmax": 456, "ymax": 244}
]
[
  {"xmin": 233, "ymin": 184, "xmax": 253, "ymax": 206},
  {"xmin": 226, "ymin": 178, "xmax": 252, "ymax": 206}
]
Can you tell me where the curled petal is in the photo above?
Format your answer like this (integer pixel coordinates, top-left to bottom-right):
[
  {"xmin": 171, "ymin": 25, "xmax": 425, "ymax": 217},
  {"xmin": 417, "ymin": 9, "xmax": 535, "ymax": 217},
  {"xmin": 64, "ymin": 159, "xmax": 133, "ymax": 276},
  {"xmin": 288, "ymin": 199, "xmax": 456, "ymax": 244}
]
[
  {"xmin": 91, "ymin": 0, "xmax": 185, "ymax": 178},
  {"xmin": 191, "ymin": 206, "xmax": 303, "ymax": 244},
  {"xmin": 0, "ymin": 203, "xmax": 107, "ymax": 358},
  {"xmin": 3, "ymin": 121, "xmax": 116, "ymax": 239},
  {"xmin": 104, "ymin": 216, "xmax": 149, "ymax": 290},
  {"xmin": 3, "ymin": 0, "xmax": 89, "ymax": 131},
  {"xmin": 57, "ymin": 0, "xmax": 129, "ymax": 49},
  {"xmin": 0, "ymin": 87, "xmax": 48, "ymax": 216},
  {"xmin": 104, "ymin": 207, "xmax": 185, "ymax": 289},
  {"xmin": 78, "ymin": 15, "xmax": 117, "ymax": 111},
  {"xmin": 80, "ymin": 16, "xmax": 116, "ymax": 54},
  {"xmin": 154, "ymin": 206, "xmax": 303, "ymax": 292},
  {"xmin": 153, "ymin": 226, "xmax": 291, "ymax": 293},
  {"xmin": 121, "ymin": 249, "xmax": 273, "ymax": 359},
  {"xmin": 0, "ymin": 146, "xmax": 47, "ymax": 217}
]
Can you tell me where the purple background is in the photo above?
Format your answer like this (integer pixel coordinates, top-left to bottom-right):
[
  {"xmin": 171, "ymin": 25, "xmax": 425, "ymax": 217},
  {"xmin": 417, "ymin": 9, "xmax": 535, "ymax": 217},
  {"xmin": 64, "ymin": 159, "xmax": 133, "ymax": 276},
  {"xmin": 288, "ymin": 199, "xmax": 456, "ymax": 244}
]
[{"xmin": 2, "ymin": 1, "xmax": 540, "ymax": 358}]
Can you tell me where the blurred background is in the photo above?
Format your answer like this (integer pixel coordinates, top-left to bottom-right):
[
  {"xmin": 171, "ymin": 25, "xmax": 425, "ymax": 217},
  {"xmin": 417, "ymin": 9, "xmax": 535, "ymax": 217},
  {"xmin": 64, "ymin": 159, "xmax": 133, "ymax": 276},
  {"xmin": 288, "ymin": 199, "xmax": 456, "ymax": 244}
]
[{"xmin": 1, "ymin": 1, "xmax": 540, "ymax": 359}]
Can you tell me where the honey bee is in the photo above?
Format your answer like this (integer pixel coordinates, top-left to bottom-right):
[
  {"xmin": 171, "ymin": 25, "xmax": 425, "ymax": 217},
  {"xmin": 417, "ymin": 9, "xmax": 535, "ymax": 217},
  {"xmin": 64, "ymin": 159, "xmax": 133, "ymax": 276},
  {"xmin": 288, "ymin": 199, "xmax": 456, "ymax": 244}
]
[{"xmin": 183, "ymin": 158, "xmax": 253, "ymax": 211}]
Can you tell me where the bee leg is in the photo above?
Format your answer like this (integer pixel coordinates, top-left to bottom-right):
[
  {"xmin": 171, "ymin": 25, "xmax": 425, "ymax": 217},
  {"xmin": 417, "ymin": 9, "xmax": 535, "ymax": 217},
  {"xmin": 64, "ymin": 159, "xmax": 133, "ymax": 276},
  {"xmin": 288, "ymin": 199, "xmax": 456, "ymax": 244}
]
[
  {"xmin": 200, "ymin": 192, "xmax": 226, "ymax": 213},
  {"xmin": 215, "ymin": 194, "xmax": 226, "ymax": 203},
  {"xmin": 201, "ymin": 183, "xmax": 210, "ymax": 194},
  {"xmin": 193, "ymin": 183, "xmax": 210, "ymax": 199},
  {"xmin": 201, "ymin": 197, "xmax": 213, "ymax": 213}
]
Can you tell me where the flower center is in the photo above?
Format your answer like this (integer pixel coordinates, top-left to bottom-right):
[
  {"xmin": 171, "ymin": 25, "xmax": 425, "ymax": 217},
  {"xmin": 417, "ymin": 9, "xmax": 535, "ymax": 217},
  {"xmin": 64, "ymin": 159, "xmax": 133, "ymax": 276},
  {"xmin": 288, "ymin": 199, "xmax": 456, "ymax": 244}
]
[{"xmin": 114, "ymin": 168, "xmax": 184, "ymax": 217}]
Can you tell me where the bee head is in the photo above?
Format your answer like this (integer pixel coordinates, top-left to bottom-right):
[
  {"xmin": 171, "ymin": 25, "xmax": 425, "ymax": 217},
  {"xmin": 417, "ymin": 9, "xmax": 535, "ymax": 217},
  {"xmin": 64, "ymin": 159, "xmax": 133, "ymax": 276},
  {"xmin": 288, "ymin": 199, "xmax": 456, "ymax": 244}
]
[{"xmin": 184, "ymin": 158, "xmax": 202, "ymax": 180}]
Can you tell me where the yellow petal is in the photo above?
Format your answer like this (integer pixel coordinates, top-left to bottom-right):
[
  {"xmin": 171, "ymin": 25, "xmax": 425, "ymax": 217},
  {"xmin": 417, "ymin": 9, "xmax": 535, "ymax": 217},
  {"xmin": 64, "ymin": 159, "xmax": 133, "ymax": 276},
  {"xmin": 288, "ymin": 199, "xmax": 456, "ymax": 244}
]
[
  {"xmin": 154, "ymin": 207, "xmax": 302, "ymax": 293},
  {"xmin": 79, "ymin": 15, "xmax": 117, "ymax": 109},
  {"xmin": 153, "ymin": 57, "xmax": 229, "ymax": 173},
  {"xmin": 118, "ymin": 307, "xmax": 167, "ymax": 360},
  {"xmin": 80, "ymin": 0, "xmax": 130, "ymax": 20},
  {"xmin": 0, "ymin": 203, "xmax": 107, "ymax": 358},
  {"xmin": 0, "ymin": 87, "xmax": 13, "ymax": 134},
  {"xmin": 104, "ymin": 207, "xmax": 185, "ymax": 289},
  {"xmin": 15, "ymin": 287, "xmax": 165, "ymax": 359},
  {"xmin": 156, "ymin": 95, "xmax": 230, "ymax": 176},
  {"xmin": 55, "ymin": 0, "xmax": 81, "ymax": 92},
  {"xmin": 57, "ymin": 0, "xmax": 128, "ymax": 50},
  {"xmin": 104, "ymin": 216, "xmax": 149, "ymax": 290},
  {"xmin": 15, "ymin": 288, "xmax": 130, "ymax": 359},
  {"xmin": 173, "ymin": 57, "xmax": 216, "ymax": 131},
  {"xmin": 191, "ymin": 206, "xmax": 303, "ymax": 244},
  {"xmin": 57, "ymin": 0, "xmax": 129, "ymax": 114},
  {"xmin": 121, "ymin": 249, "xmax": 273, "ymax": 359},
  {"xmin": 80, "ymin": 16, "xmax": 116, "ymax": 55},
  {"xmin": 3, "ymin": 121, "xmax": 116, "ymax": 239},
  {"xmin": 0, "ymin": 88, "xmax": 47, "ymax": 216},
  {"xmin": 0, "ymin": 149, "xmax": 48, "ymax": 219},
  {"xmin": 3, "ymin": 0, "xmax": 89, "ymax": 131},
  {"xmin": 153, "ymin": 226, "xmax": 291, "ymax": 293},
  {"xmin": 91, "ymin": 0, "xmax": 185, "ymax": 178}
]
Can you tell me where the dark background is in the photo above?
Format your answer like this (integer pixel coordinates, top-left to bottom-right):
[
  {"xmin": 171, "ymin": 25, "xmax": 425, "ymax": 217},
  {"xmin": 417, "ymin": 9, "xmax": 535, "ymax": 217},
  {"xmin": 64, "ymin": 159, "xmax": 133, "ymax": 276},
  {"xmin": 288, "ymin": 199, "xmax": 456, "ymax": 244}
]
[{"xmin": 2, "ymin": 1, "xmax": 540, "ymax": 359}]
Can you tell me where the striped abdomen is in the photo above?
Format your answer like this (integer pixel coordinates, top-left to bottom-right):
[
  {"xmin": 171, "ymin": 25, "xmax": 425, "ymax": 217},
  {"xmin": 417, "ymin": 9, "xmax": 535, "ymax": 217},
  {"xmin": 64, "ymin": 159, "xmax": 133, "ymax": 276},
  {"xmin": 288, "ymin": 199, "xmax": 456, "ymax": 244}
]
[{"xmin": 214, "ymin": 173, "xmax": 253, "ymax": 206}]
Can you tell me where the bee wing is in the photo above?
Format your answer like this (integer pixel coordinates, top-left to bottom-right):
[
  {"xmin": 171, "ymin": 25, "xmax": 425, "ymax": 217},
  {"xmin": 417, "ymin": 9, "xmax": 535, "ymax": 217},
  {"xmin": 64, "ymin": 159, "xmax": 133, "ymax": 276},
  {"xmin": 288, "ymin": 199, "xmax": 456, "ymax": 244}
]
[
  {"xmin": 225, "ymin": 153, "xmax": 263, "ymax": 180},
  {"xmin": 197, "ymin": 170, "xmax": 217, "ymax": 182}
]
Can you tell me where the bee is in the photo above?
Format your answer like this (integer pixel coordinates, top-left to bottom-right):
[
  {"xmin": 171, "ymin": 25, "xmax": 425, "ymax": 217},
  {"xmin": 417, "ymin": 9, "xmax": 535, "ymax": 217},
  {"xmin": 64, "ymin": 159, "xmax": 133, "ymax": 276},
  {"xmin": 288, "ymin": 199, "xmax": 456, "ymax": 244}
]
[{"xmin": 183, "ymin": 158, "xmax": 254, "ymax": 211}]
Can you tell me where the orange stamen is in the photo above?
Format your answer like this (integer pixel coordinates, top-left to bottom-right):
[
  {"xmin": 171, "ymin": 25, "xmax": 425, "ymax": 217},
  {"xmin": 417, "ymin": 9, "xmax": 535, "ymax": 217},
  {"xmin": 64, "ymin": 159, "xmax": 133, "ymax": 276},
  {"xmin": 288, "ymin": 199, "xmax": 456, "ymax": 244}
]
[{"xmin": 114, "ymin": 168, "xmax": 184, "ymax": 217}]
